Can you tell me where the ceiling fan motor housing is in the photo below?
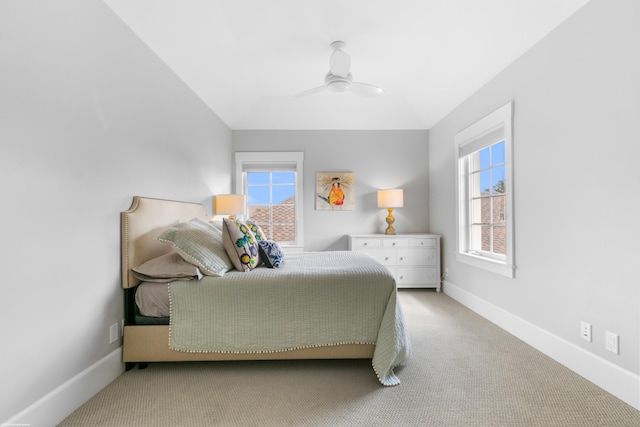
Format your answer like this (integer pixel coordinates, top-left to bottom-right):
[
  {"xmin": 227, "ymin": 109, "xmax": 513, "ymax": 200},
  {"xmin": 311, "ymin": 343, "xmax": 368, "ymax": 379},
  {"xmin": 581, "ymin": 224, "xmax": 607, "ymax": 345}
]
[{"xmin": 325, "ymin": 72, "xmax": 353, "ymax": 92}]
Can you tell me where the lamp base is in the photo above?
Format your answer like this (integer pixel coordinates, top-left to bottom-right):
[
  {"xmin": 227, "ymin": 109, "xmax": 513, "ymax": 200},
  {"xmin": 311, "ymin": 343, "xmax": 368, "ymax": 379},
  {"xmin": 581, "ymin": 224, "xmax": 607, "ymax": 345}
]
[{"xmin": 384, "ymin": 208, "xmax": 396, "ymax": 235}]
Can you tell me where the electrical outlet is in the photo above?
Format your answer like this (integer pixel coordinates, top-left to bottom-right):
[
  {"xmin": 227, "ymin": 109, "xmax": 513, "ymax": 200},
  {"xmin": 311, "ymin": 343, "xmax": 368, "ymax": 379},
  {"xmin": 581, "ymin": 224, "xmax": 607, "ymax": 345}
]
[
  {"xmin": 605, "ymin": 331, "xmax": 619, "ymax": 354},
  {"xmin": 444, "ymin": 268, "xmax": 449, "ymax": 278},
  {"xmin": 580, "ymin": 321, "xmax": 591, "ymax": 342},
  {"xmin": 109, "ymin": 323, "xmax": 119, "ymax": 344}
]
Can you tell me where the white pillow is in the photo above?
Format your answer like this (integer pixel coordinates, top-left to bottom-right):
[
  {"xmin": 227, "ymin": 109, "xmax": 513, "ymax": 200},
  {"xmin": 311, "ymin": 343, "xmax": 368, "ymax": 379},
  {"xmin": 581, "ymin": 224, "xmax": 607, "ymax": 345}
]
[{"xmin": 157, "ymin": 218, "xmax": 233, "ymax": 276}]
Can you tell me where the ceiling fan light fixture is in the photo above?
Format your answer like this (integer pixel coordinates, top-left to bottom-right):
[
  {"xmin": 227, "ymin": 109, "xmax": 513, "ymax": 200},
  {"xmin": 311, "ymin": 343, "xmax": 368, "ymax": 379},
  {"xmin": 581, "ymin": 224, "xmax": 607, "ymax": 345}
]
[
  {"xmin": 325, "ymin": 73, "xmax": 352, "ymax": 92},
  {"xmin": 327, "ymin": 79, "xmax": 351, "ymax": 92}
]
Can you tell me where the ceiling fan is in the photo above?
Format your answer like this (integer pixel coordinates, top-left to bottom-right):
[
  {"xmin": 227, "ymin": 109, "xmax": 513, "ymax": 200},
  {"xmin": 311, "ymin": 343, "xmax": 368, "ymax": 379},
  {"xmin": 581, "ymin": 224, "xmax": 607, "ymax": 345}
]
[{"xmin": 297, "ymin": 41, "xmax": 384, "ymax": 97}]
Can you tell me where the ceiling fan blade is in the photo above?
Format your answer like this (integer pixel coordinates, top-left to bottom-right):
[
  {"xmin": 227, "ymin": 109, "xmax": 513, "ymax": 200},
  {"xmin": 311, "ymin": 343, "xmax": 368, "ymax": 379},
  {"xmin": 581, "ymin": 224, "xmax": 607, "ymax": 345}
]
[
  {"xmin": 296, "ymin": 85, "xmax": 328, "ymax": 97},
  {"xmin": 330, "ymin": 49, "xmax": 351, "ymax": 78},
  {"xmin": 350, "ymin": 82, "xmax": 384, "ymax": 96}
]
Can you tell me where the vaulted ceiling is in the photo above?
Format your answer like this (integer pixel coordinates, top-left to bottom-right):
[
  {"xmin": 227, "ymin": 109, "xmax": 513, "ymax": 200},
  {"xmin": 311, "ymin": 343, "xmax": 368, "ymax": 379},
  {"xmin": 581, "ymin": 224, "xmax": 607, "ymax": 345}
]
[{"xmin": 103, "ymin": 0, "xmax": 589, "ymax": 130}]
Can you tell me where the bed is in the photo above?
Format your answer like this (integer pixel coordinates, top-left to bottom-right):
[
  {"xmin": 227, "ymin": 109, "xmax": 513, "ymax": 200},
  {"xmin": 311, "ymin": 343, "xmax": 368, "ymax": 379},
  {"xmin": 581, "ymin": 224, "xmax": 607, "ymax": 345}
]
[{"xmin": 121, "ymin": 196, "xmax": 409, "ymax": 385}]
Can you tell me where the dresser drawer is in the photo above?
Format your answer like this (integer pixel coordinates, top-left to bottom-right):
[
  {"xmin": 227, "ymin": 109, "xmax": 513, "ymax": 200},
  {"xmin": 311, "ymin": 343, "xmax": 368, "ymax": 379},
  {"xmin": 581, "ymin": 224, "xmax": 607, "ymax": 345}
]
[
  {"xmin": 350, "ymin": 238, "xmax": 381, "ymax": 249},
  {"xmin": 409, "ymin": 237, "xmax": 437, "ymax": 248},
  {"xmin": 363, "ymin": 248, "xmax": 396, "ymax": 266},
  {"xmin": 382, "ymin": 238, "xmax": 408, "ymax": 248},
  {"xmin": 397, "ymin": 248, "xmax": 438, "ymax": 266},
  {"xmin": 397, "ymin": 267, "xmax": 439, "ymax": 286}
]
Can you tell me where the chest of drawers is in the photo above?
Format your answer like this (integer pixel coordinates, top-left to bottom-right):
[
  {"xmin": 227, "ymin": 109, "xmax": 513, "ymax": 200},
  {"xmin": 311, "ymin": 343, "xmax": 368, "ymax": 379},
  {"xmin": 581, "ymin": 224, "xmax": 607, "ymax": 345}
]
[{"xmin": 348, "ymin": 234, "xmax": 441, "ymax": 291}]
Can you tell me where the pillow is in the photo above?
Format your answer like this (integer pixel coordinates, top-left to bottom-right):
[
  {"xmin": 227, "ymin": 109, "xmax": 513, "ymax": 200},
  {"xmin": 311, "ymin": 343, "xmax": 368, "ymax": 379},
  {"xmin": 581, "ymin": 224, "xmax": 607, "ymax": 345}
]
[
  {"xmin": 132, "ymin": 252, "xmax": 203, "ymax": 282},
  {"xmin": 258, "ymin": 240, "xmax": 285, "ymax": 269},
  {"xmin": 222, "ymin": 218, "xmax": 260, "ymax": 271},
  {"xmin": 245, "ymin": 218, "xmax": 267, "ymax": 241},
  {"xmin": 208, "ymin": 219, "xmax": 223, "ymax": 232},
  {"xmin": 135, "ymin": 282, "xmax": 171, "ymax": 317},
  {"xmin": 156, "ymin": 217, "xmax": 233, "ymax": 276}
]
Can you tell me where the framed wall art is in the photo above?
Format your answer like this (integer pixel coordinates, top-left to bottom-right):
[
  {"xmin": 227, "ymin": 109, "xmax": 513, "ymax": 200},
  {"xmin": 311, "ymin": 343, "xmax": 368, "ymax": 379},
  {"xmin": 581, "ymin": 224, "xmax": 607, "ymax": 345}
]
[{"xmin": 315, "ymin": 172, "xmax": 354, "ymax": 211}]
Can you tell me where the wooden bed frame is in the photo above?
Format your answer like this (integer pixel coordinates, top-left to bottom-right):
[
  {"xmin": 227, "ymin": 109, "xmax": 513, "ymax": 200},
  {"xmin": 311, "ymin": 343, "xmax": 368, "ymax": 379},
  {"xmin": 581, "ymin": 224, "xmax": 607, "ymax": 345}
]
[{"xmin": 121, "ymin": 196, "xmax": 374, "ymax": 368}]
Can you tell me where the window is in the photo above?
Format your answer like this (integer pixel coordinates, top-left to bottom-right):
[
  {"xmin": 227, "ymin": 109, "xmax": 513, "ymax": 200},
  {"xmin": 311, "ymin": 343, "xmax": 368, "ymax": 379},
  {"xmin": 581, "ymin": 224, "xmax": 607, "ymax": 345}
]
[
  {"xmin": 235, "ymin": 152, "xmax": 304, "ymax": 248},
  {"xmin": 469, "ymin": 140, "xmax": 506, "ymax": 258},
  {"xmin": 455, "ymin": 102, "xmax": 515, "ymax": 277},
  {"xmin": 246, "ymin": 171, "xmax": 295, "ymax": 242}
]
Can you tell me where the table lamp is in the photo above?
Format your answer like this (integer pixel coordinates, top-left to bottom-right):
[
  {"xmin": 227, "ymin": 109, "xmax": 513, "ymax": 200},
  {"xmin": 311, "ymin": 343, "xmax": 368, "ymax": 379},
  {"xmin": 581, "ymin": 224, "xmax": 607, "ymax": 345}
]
[
  {"xmin": 214, "ymin": 194, "xmax": 246, "ymax": 219},
  {"xmin": 377, "ymin": 189, "xmax": 403, "ymax": 235}
]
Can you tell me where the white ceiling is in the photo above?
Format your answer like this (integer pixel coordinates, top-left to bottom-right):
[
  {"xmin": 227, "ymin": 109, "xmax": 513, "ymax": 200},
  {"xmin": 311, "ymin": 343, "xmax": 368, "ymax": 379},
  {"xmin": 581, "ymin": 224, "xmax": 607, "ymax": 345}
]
[{"xmin": 103, "ymin": 0, "xmax": 589, "ymax": 130}]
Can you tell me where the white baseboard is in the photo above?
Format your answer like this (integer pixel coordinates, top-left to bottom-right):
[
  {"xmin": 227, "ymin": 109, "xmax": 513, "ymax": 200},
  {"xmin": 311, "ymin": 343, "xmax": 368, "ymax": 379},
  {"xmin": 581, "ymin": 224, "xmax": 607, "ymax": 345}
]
[
  {"xmin": 443, "ymin": 280, "xmax": 640, "ymax": 410},
  {"xmin": 4, "ymin": 347, "xmax": 124, "ymax": 426}
]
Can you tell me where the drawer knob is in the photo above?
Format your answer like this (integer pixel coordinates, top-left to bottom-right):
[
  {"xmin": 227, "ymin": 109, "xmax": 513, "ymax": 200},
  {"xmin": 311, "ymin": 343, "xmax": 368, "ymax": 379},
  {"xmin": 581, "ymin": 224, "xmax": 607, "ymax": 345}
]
[
  {"xmin": 392, "ymin": 242, "xmax": 396, "ymax": 246},
  {"xmin": 385, "ymin": 257, "xmax": 389, "ymax": 260},
  {"xmin": 363, "ymin": 242, "xmax": 368, "ymax": 246},
  {"xmin": 399, "ymin": 257, "xmax": 404, "ymax": 261}
]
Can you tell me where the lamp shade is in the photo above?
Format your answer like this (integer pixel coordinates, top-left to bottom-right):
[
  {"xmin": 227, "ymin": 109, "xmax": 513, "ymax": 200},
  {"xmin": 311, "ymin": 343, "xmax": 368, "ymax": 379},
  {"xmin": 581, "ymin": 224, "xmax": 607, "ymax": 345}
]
[
  {"xmin": 214, "ymin": 194, "xmax": 246, "ymax": 216},
  {"xmin": 377, "ymin": 189, "xmax": 404, "ymax": 208}
]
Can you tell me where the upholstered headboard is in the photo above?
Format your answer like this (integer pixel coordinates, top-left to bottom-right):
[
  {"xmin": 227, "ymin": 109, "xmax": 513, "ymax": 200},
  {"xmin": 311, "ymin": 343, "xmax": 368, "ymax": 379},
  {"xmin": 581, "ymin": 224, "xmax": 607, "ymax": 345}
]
[{"xmin": 120, "ymin": 196, "xmax": 207, "ymax": 289}]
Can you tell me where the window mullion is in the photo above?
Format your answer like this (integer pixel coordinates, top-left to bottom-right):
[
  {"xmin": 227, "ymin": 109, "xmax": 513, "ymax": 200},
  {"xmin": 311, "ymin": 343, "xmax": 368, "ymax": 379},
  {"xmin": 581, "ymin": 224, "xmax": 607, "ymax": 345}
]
[{"xmin": 269, "ymin": 173, "xmax": 274, "ymax": 235}]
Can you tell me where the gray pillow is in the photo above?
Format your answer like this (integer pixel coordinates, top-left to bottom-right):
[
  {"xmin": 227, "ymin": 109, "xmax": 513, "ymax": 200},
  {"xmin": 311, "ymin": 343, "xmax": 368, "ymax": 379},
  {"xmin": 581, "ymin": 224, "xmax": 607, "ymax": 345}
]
[
  {"xmin": 132, "ymin": 252, "xmax": 203, "ymax": 283},
  {"xmin": 157, "ymin": 218, "xmax": 233, "ymax": 276}
]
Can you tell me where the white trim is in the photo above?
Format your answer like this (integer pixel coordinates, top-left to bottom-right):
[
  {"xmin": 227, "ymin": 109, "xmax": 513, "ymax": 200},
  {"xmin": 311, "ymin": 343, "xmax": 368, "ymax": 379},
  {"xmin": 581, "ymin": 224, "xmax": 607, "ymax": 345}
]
[
  {"xmin": 443, "ymin": 280, "xmax": 640, "ymax": 410},
  {"xmin": 455, "ymin": 251, "xmax": 515, "ymax": 278},
  {"xmin": 455, "ymin": 101, "xmax": 515, "ymax": 277},
  {"xmin": 4, "ymin": 348, "xmax": 124, "ymax": 426},
  {"xmin": 235, "ymin": 151, "xmax": 304, "ymax": 248}
]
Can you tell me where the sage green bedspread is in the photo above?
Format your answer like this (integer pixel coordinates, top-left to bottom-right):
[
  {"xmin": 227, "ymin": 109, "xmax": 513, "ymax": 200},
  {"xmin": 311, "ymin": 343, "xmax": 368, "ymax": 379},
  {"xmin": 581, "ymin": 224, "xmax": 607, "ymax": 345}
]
[{"xmin": 168, "ymin": 251, "xmax": 409, "ymax": 386}]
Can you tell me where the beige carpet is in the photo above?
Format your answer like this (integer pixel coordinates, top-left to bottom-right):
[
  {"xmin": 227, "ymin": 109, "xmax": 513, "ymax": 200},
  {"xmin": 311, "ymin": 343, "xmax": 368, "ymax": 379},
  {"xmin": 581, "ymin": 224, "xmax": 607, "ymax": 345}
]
[{"xmin": 59, "ymin": 290, "xmax": 640, "ymax": 426}]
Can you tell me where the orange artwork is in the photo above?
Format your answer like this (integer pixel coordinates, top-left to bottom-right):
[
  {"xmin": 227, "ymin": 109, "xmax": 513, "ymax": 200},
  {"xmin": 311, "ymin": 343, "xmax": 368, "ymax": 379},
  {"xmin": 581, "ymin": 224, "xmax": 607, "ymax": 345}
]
[{"xmin": 316, "ymin": 172, "xmax": 354, "ymax": 211}]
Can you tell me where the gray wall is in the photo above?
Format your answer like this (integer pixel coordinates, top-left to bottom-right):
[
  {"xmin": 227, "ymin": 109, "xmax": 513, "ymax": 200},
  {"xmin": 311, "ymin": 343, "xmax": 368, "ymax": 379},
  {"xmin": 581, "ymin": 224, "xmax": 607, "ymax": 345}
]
[
  {"xmin": 429, "ymin": 0, "xmax": 639, "ymax": 375},
  {"xmin": 4, "ymin": 0, "xmax": 638, "ymax": 421},
  {"xmin": 0, "ymin": 0, "xmax": 232, "ymax": 421},
  {"xmin": 233, "ymin": 130, "xmax": 430, "ymax": 251}
]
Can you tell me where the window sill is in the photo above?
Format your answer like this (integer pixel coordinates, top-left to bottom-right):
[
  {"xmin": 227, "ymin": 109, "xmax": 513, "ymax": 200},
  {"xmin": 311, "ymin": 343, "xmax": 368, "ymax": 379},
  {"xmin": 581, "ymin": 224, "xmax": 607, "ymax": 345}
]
[
  {"xmin": 456, "ymin": 252, "xmax": 515, "ymax": 278},
  {"xmin": 281, "ymin": 245, "xmax": 304, "ymax": 254}
]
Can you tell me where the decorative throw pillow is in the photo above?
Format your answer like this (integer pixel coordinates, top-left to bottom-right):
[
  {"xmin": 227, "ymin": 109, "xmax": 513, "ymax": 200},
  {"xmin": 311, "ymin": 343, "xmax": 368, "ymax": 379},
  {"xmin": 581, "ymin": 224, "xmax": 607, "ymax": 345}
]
[
  {"xmin": 132, "ymin": 252, "xmax": 203, "ymax": 282},
  {"xmin": 156, "ymin": 217, "xmax": 233, "ymax": 276},
  {"xmin": 245, "ymin": 218, "xmax": 267, "ymax": 241},
  {"xmin": 222, "ymin": 218, "xmax": 261, "ymax": 271},
  {"xmin": 258, "ymin": 240, "xmax": 285, "ymax": 269}
]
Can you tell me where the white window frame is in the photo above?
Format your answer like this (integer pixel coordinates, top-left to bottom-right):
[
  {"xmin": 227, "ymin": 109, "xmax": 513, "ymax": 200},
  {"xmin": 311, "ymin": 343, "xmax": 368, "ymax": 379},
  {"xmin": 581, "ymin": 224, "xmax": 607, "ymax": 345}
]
[
  {"xmin": 455, "ymin": 102, "xmax": 515, "ymax": 278},
  {"xmin": 235, "ymin": 151, "xmax": 304, "ymax": 250}
]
